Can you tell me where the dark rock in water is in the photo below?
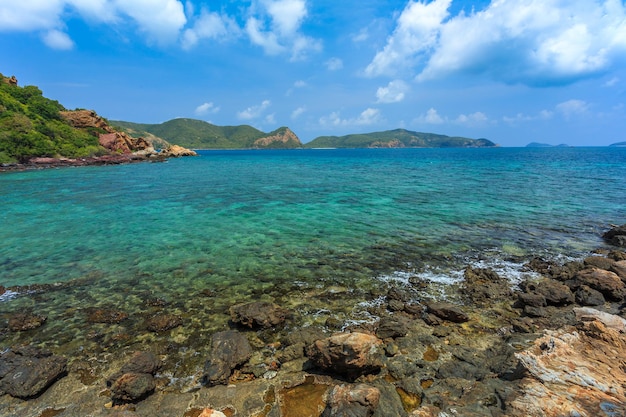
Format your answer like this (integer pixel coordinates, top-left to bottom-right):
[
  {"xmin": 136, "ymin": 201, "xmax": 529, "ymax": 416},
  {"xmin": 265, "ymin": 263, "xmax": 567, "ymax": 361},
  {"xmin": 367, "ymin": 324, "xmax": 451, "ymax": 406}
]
[
  {"xmin": 575, "ymin": 285, "xmax": 606, "ymax": 306},
  {"xmin": 376, "ymin": 316, "xmax": 410, "ymax": 339},
  {"xmin": 8, "ymin": 312, "xmax": 47, "ymax": 331},
  {"xmin": 387, "ymin": 287, "xmax": 412, "ymax": 302},
  {"xmin": 425, "ymin": 302, "xmax": 469, "ymax": 323},
  {"xmin": 203, "ymin": 330, "xmax": 253, "ymax": 386},
  {"xmin": 584, "ymin": 256, "xmax": 616, "ymax": 271},
  {"xmin": 0, "ymin": 346, "xmax": 67, "ymax": 399},
  {"xmin": 145, "ymin": 313, "xmax": 183, "ymax": 332},
  {"xmin": 107, "ymin": 351, "xmax": 160, "ymax": 404},
  {"xmin": 603, "ymin": 224, "xmax": 626, "ymax": 247},
  {"xmin": 321, "ymin": 384, "xmax": 380, "ymax": 417},
  {"xmin": 306, "ymin": 332, "xmax": 383, "ymax": 380},
  {"xmin": 106, "ymin": 351, "xmax": 161, "ymax": 386},
  {"xmin": 283, "ymin": 327, "xmax": 327, "ymax": 347},
  {"xmin": 522, "ymin": 279, "xmax": 574, "ymax": 306},
  {"xmin": 86, "ymin": 308, "xmax": 128, "ymax": 324},
  {"xmin": 110, "ymin": 372, "xmax": 156, "ymax": 404},
  {"xmin": 526, "ymin": 257, "xmax": 584, "ymax": 281},
  {"xmin": 574, "ymin": 268, "xmax": 626, "ymax": 301},
  {"xmin": 229, "ymin": 301, "xmax": 287, "ymax": 329}
]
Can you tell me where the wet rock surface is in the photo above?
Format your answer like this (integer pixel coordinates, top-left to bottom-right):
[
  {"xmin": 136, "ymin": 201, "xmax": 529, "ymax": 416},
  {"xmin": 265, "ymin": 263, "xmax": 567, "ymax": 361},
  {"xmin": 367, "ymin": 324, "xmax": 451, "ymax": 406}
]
[
  {"xmin": 0, "ymin": 346, "xmax": 67, "ymax": 399},
  {"xmin": 321, "ymin": 384, "xmax": 380, "ymax": 417},
  {"xmin": 203, "ymin": 330, "xmax": 253, "ymax": 386},
  {"xmin": 107, "ymin": 351, "xmax": 160, "ymax": 405},
  {"xmin": 603, "ymin": 223, "xmax": 626, "ymax": 247}
]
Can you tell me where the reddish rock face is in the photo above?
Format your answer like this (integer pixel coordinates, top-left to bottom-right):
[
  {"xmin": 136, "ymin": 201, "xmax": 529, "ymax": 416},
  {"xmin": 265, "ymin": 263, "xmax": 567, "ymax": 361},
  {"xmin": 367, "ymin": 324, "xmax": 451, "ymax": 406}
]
[{"xmin": 509, "ymin": 308, "xmax": 626, "ymax": 417}]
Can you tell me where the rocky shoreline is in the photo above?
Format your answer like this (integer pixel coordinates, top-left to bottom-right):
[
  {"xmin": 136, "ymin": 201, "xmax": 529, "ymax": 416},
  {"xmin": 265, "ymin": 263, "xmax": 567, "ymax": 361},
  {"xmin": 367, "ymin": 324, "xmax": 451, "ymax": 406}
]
[{"xmin": 1, "ymin": 225, "xmax": 626, "ymax": 416}]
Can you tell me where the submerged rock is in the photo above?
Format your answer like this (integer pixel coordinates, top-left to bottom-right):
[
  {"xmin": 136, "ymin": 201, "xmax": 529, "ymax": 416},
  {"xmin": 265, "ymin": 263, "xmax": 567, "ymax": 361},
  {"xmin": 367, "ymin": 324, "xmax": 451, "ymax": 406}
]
[
  {"xmin": 0, "ymin": 346, "xmax": 67, "ymax": 399},
  {"xmin": 307, "ymin": 332, "xmax": 383, "ymax": 380},
  {"xmin": 8, "ymin": 312, "xmax": 47, "ymax": 331},
  {"xmin": 203, "ymin": 330, "xmax": 253, "ymax": 386},
  {"xmin": 86, "ymin": 308, "xmax": 128, "ymax": 324},
  {"xmin": 145, "ymin": 313, "xmax": 183, "ymax": 332},
  {"xmin": 229, "ymin": 301, "xmax": 287, "ymax": 329}
]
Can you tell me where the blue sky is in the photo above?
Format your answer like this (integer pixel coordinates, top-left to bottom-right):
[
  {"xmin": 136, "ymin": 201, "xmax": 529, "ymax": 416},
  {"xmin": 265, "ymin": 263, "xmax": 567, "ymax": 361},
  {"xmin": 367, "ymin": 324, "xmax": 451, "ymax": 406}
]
[{"xmin": 1, "ymin": 0, "xmax": 626, "ymax": 146}]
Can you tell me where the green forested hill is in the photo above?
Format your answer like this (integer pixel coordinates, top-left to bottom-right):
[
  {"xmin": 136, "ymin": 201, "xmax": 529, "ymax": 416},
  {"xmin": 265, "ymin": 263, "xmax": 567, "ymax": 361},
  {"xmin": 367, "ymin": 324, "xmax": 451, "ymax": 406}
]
[
  {"xmin": 0, "ymin": 74, "xmax": 105, "ymax": 163},
  {"xmin": 112, "ymin": 118, "xmax": 302, "ymax": 149},
  {"xmin": 304, "ymin": 129, "xmax": 496, "ymax": 148}
]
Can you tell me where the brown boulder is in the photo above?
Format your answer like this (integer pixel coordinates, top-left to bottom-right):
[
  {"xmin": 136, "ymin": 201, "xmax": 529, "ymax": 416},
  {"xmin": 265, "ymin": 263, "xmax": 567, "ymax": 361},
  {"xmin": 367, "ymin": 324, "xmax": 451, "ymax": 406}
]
[
  {"xmin": 522, "ymin": 279, "xmax": 574, "ymax": 306},
  {"xmin": 160, "ymin": 144, "xmax": 198, "ymax": 157},
  {"xmin": 611, "ymin": 260, "xmax": 626, "ymax": 282},
  {"xmin": 203, "ymin": 330, "xmax": 253, "ymax": 386},
  {"xmin": 145, "ymin": 313, "xmax": 183, "ymax": 332},
  {"xmin": 0, "ymin": 346, "xmax": 67, "ymax": 399},
  {"xmin": 575, "ymin": 268, "xmax": 626, "ymax": 301},
  {"xmin": 110, "ymin": 372, "xmax": 156, "ymax": 404},
  {"xmin": 229, "ymin": 301, "xmax": 287, "ymax": 329},
  {"xmin": 306, "ymin": 332, "xmax": 383, "ymax": 380},
  {"xmin": 603, "ymin": 224, "xmax": 626, "ymax": 247}
]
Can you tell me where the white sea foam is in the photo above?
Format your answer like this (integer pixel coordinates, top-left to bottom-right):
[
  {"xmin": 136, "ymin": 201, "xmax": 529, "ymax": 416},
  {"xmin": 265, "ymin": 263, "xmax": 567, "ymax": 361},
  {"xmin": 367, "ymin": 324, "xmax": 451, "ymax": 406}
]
[{"xmin": 0, "ymin": 290, "xmax": 18, "ymax": 302}]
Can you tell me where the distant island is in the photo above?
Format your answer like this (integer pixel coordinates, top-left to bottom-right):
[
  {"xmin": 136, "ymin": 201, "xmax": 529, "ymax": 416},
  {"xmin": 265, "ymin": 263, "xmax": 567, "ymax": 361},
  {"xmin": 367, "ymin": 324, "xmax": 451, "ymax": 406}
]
[
  {"xmin": 526, "ymin": 142, "xmax": 570, "ymax": 147},
  {"xmin": 115, "ymin": 119, "xmax": 497, "ymax": 150},
  {"xmin": 609, "ymin": 141, "xmax": 626, "ymax": 147}
]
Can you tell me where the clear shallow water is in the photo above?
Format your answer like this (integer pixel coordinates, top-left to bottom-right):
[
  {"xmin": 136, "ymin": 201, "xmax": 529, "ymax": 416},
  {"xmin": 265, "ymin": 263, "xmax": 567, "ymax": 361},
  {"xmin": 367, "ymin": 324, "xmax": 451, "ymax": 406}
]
[{"xmin": 0, "ymin": 147, "xmax": 625, "ymax": 362}]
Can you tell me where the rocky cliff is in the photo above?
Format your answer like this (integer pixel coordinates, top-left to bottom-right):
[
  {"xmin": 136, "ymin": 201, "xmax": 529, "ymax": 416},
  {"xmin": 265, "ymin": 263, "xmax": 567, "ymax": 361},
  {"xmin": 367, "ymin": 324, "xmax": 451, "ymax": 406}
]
[{"xmin": 253, "ymin": 127, "xmax": 302, "ymax": 148}]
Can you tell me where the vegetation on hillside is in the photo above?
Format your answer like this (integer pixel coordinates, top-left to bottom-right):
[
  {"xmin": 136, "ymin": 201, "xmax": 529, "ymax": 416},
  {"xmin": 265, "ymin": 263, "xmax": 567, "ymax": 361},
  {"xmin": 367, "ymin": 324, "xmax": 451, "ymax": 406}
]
[
  {"xmin": 304, "ymin": 129, "xmax": 496, "ymax": 148},
  {"xmin": 0, "ymin": 73, "xmax": 106, "ymax": 163},
  {"xmin": 113, "ymin": 119, "xmax": 302, "ymax": 149}
]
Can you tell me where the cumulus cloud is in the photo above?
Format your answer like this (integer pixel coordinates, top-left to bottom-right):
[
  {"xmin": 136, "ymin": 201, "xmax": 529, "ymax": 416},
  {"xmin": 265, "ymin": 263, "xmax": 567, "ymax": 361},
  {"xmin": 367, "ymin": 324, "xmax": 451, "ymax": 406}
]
[
  {"xmin": 291, "ymin": 106, "xmax": 306, "ymax": 119},
  {"xmin": 182, "ymin": 9, "xmax": 239, "ymax": 50},
  {"xmin": 238, "ymin": 99, "xmax": 271, "ymax": 120},
  {"xmin": 376, "ymin": 80, "xmax": 409, "ymax": 103},
  {"xmin": 319, "ymin": 108, "xmax": 382, "ymax": 127},
  {"xmin": 556, "ymin": 99, "xmax": 589, "ymax": 119},
  {"xmin": 326, "ymin": 58, "xmax": 343, "ymax": 71},
  {"xmin": 455, "ymin": 112, "xmax": 489, "ymax": 126},
  {"xmin": 415, "ymin": 108, "xmax": 445, "ymax": 124},
  {"xmin": 42, "ymin": 29, "xmax": 74, "ymax": 50},
  {"xmin": 366, "ymin": 0, "xmax": 626, "ymax": 86},
  {"xmin": 246, "ymin": 0, "xmax": 321, "ymax": 60},
  {"xmin": 195, "ymin": 102, "xmax": 220, "ymax": 116},
  {"xmin": 503, "ymin": 110, "xmax": 553, "ymax": 123},
  {"xmin": 0, "ymin": 0, "xmax": 187, "ymax": 46}
]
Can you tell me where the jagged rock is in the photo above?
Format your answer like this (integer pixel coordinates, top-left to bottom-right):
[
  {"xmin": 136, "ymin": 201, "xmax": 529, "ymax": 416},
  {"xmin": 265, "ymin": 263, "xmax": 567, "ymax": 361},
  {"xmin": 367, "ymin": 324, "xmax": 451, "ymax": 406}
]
[
  {"xmin": 229, "ymin": 301, "xmax": 287, "ymax": 329},
  {"xmin": 376, "ymin": 316, "xmax": 410, "ymax": 339},
  {"xmin": 252, "ymin": 127, "xmax": 302, "ymax": 148},
  {"xmin": 603, "ymin": 224, "xmax": 626, "ymax": 247},
  {"xmin": 517, "ymin": 292, "xmax": 546, "ymax": 308},
  {"xmin": 106, "ymin": 351, "xmax": 161, "ymax": 386},
  {"xmin": 584, "ymin": 256, "xmax": 615, "ymax": 271},
  {"xmin": 574, "ymin": 285, "xmax": 605, "ymax": 306},
  {"xmin": 611, "ymin": 260, "xmax": 626, "ymax": 282},
  {"xmin": 203, "ymin": 330, "xmax": 253, "ymax": 386},
  {"xmin": 424, "ymin": 302, "xmax": 469, "ymax": 323},
  {"xmin": 321, "ymin": 384, "xmax": 380, "ymax": 417},
  {"xmin": 574, "ymin": 268, "xmax": 626, "ymax": 301},
  {"xmin": 462, "ymin": 266, "xmax": 512, "ymax": 304},
  {"xmin": 306, "ymin": 332, "xmax": 383, "ymax": 380},
  {"xmin": 509, "ymin": 308, "xmax": 626, "ymax": 416},
  {"xmin": 8, "ymin": 312, "xmax": 47, "ymax": 331},
  {"xmin": 145, "ymin": 313, "xmax": 183, "ymax": 332},
  {"xmin": 0, "ymin": 346, "xmax": 67, "ymax": 399}
]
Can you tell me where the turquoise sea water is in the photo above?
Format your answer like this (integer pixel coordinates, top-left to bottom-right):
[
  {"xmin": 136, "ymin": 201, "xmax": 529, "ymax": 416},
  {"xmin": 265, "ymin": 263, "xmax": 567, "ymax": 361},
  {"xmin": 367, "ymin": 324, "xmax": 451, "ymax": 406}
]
[{"xmin": 1, "ymin": 147, "xmax": 625, "ymax": 361}]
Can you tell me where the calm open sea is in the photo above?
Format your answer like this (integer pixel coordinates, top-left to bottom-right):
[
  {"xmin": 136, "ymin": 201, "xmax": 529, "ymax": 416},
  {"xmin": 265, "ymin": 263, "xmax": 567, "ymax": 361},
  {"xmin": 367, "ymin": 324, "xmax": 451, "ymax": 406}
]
[{"xmin": 0, "ymin": 147, "xmax": 625, "ymax": 355}]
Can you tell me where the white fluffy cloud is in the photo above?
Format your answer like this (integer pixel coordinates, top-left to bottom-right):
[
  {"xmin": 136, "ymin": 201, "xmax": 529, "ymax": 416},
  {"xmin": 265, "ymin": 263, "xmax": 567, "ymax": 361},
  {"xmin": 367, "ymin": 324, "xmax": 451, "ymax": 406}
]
[
  {"xmin": 366, "ymin": 0, "xmax": 626, "ymax": 86},
  {"xmin": 415, "ymin": 108, "xmax": 445, "ymax": 124},
  {"xmin": 182, "ymin": 10, "xmax": 239, "ymax": 50},
  {"xmin": 326, "ymin": 58, "xmax": 343, "ymax": 71},
  {"xmin": 556, "ymin": 99, "xmax": 589, "ymax": 119},
  {"xmin": 319, "ymin": 108, "xmax": 382, "ymax": 127},
  {"xmin": 291, "ymin": 106, "xmax": 306, "ymax": 119},
  {"xmin": 237, "ymin": 100, "xmax": 271, "ymax": 120},
  {"xmin": 0, "ymin": 0, "xmax": 187, "ymax": 46},
  {"xmin": 42, "ymin": 29, "xmax": 74, "ymax": 50},
  {"xmin": 246, "ymin": 0, "xmax": 321, "ymax": 60},
  {"xmin": 195, "ymin": 102, "xmax": 220, "ymax": 116},
  {"xmin": 376, "ymin": 80, "xmax": 409, "ymax": 103}
]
